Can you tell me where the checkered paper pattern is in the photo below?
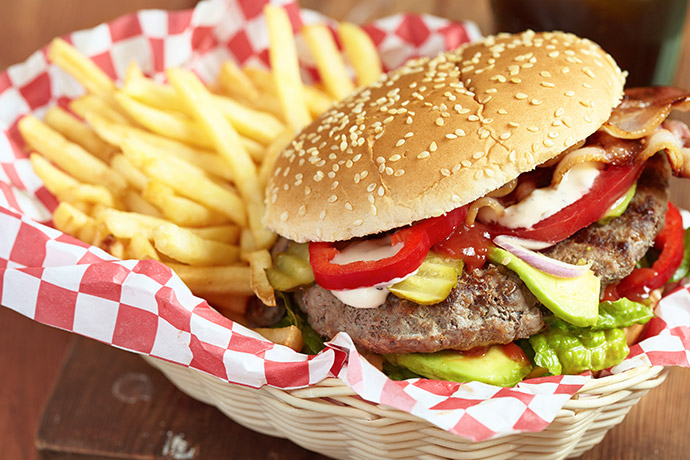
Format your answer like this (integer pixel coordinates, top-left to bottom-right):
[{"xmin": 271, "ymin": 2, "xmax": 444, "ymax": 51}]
[{"xmin": 1, "ymin": 0, "xmax": 689, "ymax": 442}]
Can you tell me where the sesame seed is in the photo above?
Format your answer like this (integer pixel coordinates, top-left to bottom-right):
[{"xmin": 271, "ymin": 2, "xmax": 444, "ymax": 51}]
[
  {"xmin": 531, "ymin": 99, "xmax": 543, "ymax": 105},
  {"xmin": 319, "ymin": 210, "xmax": 327, "ymax": 220},
  {"xmin": 378, "ymin": 164, "xmax": 385, "ymax": 173},
  {"xmin": 455, "ymin": 128, "xmax": 466, "ymax": 136},
  {"xmin": 500, "ymin": 132, "xmax": 511, "ymax": 140},
  {"xmin": 462, "ymin": 160, "xmax": 472, "ymax": 167},
  {"xmin": 497, "ymin": 108, "xmax": 508, "ymax": 115},
  {"xmin": 527, "ymin": 126, "xmax": 539, "ymax": 132},
  {"xmin": 473, "ymin": 151, "xmax": 484, "ymax": 159},
  {"xmin": 436, "ymin": 118, "xmax": 445, "ymax": 126},
  {"xmin": 377, "ymin": 186, "xmax": 385, "ymax": 196},
  {"xmin": 541, "ymin": 81, "xmax": 555, "ymax": 88},
  {"xmin": 515, "ymin": 92, "xmax": 528, "ymax": 100},
  {"xmin": 468, "ymin": 114, "xmax": 480, "ymax": 121},
  {"xmin": 345, "ymin": 202, "xmax": 353, "ymax": 211},
  {"xmin": 446, "ymin": 133, "xmax": 458, "ymax": 139},
  {"xmin": 280, "ymin": 211, "xmax": 289, "ymax": 222},
  {"xmin": 508, "ymin": 121, "xmax": 520, "ymax": 127},
  {"xmin": 394, "ymin": 169, "xmax": 405, "ymax": 177},
  {"xmin": 548, "ymin": 51, "xmax": 559, "ymax": 58},
  {"xmin": 327, "ymin": 195, "xmax": 338, "ymax": 203},
  {"xmin": 430, "ymin": 142, "xmax": 438, "ymax": 152},
  {"xmin": 544, "ymin": 139, "xmax": 555, "ymax": 147},
  {"xmin": 367, "ymin": 183, "xmax": 377, "ymax": 192},
  {"xmin": 396, "ymin": 139, "xmax": 405, "ymax": 147},
  {"xmin": 418, "ymin": 151, "xmax": 430, "ymax": 159},
  {"xmin": 298, "ymin": 205, "xmax": 306, "ymax": 216},
  {"xmin": 353, "ymin": 219, "xmax": 363, "ymax": 227},
  {"xmin": 405, "ymin": 132, "xmax": 414, "ymax": 138},
  {"xmin": 314, "ymin": 171, "xmax": 325, "ymax": 181},
  {"xmin": 406, "ymin": 116, "xmax": 413, "ymax": 124},
  {"xmin": 328, "ymin": 171, "xmax": 336, "ymax": 178},
  {"xmin": 440, "ymin": 168, "xmax": 451, "ymax": 176},
  {"xmin": 305, "ymin": 186, "xmax": 311, "ymax": 195},
  {"xmin": 452, "ymin": 164, "xmax": 461, "ymax": 173}
]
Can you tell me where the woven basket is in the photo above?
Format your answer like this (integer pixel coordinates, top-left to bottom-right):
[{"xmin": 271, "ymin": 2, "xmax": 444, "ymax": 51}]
[{"xmin": 143, "ymin": 356, "xmax": 667, "ymax": 459}]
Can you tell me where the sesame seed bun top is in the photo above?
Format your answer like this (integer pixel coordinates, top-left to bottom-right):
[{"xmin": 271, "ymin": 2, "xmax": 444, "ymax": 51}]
[{"xmin": 264, "ymin": 30, "xmax": 626, "ymax": 243}]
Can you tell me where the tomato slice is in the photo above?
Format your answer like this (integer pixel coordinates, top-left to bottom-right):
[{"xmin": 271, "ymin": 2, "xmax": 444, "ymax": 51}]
[{"xmin": 490, "ymin": 162, "xmax": 645, "ymax": 243}]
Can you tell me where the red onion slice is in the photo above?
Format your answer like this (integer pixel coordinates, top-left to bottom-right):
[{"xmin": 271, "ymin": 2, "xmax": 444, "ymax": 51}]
[{"xmin": 493, "ymin": 235, "xmax": 592, "ymax": 278}]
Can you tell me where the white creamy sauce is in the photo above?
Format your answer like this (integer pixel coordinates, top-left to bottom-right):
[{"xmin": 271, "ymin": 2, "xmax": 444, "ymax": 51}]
[
  {"xmin": 328, "ymin": 235, "xmax": 417, "ymax": 309},
  {"xmin": 481, "ymin": 162, "xmax": 602, "ymax": 229},
  {"xmin": 331, "ymin": 236, "xmax": 402, "ymax": 265},
  {"xmin": 331, "ymin": 271, "xmax": 418, "ymax": 309}
]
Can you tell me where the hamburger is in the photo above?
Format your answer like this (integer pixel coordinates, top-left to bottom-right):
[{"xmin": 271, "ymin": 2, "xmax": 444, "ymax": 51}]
[{"xmin": 262, "ymin": 31, "xmax": 690, "ymax": 384}]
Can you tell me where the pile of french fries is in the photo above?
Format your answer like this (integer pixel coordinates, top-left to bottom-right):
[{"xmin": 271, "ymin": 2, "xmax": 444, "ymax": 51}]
[{"xmin": 19, "ymin": 6, "xmax": 382, "ymax": 351}]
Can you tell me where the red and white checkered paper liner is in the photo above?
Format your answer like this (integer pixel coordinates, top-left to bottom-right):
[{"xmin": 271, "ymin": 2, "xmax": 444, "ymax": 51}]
[{"xmin": 1, "ymin": 0, "xmax": 689, "ymax": 442}]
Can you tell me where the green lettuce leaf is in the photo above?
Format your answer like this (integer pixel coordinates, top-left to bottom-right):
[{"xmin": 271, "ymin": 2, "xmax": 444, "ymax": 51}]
[
  {"xmin": 670, "ymin": 227, "xmax": 690, "ymax": 283},
  {"xmin": 529, "ymin": 298, "xmax": 652, "ymax": 375},
  {"xmin": 530, "ymin": 322, "xmax": 629, "ymax": 375},
  {"xmin": 274, "ymin": 292, "xmax": 325, "ymax": 355},
  {"xmin": 593, "ymin": 298, "xmax": 654, "ymax": 331}
]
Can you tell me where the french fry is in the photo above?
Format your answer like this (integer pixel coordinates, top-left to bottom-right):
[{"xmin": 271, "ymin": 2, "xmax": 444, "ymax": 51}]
[
  {"xmin": 243, "ymin": 66, "xmax": 333, "ymax": 118},
  {"xmin": 123, "ymin": 71, "xmax": 285, "ymax": 145},
  {"xmin": 122, "ymin": 190, "xmax": 163, "ymax": 218},
  {"xmin": 88, "ymin": 114, "xmax": 236, "ymax": 181},
  {"xmin": 247, "ymin": 249, "xmax": 276, "ymax": 307},
  {"xmin": 129, "ymin": 234, "xmax": 161, "ymax": 261},
  {"xmin": 239, "ymin": 227, "xmax": 256, "ymax": 261},
  {"xmin": 19, "ymin": 115, "xmax": 127, "ymax": 196},
  {"xmin": 52, "ymin": 201, "xmax": 92, "ymax": 237},
  {"xmin": 166, "ymin": 263, "xmax": 253, "ymax": 296},
  {"xmin": 115, "ymin": 92, "xmax": 266, "ymax": 158},
  {"xmin": 254, "ymin": 326, "xmax": 303, "ymax": 352},
  {"xmin": 102, "ymin": 208, "xmax": 168, "ymax": 239},
  {"xmin": 259, "ymin": 128, "xmax": 294, "ymax": 188},
  {"xmin": 338, "ymin": 22, "xmax": 383, "ymax": 87},
  {"xmin": 108, "ymin": 239, "xmax": 127, "ymax": 259},
  {"xmin": 121, "ymin": 136, "xmax": 247, "ymax": 226},
  {"xmin": 45, "ymin": 106, "xmax": 116, "ymax": 162},
  {"xmin": 114, "ymin": 92, "xmax": 208, "ymax": 148},
  {"xmin": 70, "ymin": 93, "xmax": 132, "ymax": 125},
  {"xmin": 153, "ymin": 222, "xmax": 240, "ymax": 266},
  {"xmin": 142, "ymin": 181, "xmax": 229, "ymax": 227},
  {"xmin": 29, "ymin": 154, "xmax": 120, "ymax": 208},
  {"xmin": 187, "ymin": 225, "xmax": 241, "ymax": 245},
  {"xmin": 264, "ymin": 5, "xmax": 311, "ymax": 130},
  {"xmin": 167, "ymin": 68, "xmax": 275, "ymax": 249},
  {"xmin": 48, "ymin": 38, "xmax": 128, "ymax": 120},
  {"xmin": 303, "ymin": 23, "xmax": 355, "ymax": 100},
  {"xmin": 218, "ymin": 60, "xmax": 260, "ymax": 104},
  {"xmin": 110, "ymin": 153, "xmax": 149, "ymax": 191}
]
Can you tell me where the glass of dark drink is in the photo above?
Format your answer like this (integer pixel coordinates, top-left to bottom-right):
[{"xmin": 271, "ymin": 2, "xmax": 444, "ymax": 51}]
[{"xmin": 491, "ymin": 0, "xmax": 688, "ymax": 86}]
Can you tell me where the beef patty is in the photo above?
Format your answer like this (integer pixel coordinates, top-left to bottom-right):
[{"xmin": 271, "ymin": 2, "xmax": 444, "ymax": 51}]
[{"xmin": 295, "ymin": 155, "xmax": 671, "ymax": 355}]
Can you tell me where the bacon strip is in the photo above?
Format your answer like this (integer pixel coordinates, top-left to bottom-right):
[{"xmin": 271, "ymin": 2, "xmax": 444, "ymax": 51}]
[{"xmin": 603, "ymin": 87, "xmax": 690, "ymax": 139}]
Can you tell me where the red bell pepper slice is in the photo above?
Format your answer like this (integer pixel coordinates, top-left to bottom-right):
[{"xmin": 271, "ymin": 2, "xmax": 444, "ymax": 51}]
[
  {"xmin": 609, "ymin": 202, "xmax": 685, "ymax": 301},
  {"xmin": 308, "ymin": 206, "xmax": 468, "ymax": 291}
]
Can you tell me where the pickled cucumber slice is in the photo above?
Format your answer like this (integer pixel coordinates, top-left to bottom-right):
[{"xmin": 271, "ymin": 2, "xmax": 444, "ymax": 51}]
[
  {"xmin": 266, "ymin": 242, "xmax": 315, "ymax": 291},
  {"xmin": 389, "ymin": 252, "xmax": 463, "ymax": 304}
]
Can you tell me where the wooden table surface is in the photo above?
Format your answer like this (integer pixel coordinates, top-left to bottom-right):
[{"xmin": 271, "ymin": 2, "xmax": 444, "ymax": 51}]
[{"xmin": 2, "ymin": 1, "xmax": 690, "ymax": 459}]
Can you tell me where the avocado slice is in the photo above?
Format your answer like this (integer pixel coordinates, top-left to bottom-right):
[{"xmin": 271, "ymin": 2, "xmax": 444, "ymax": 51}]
[
  {"xmin": 385, "ymin": 344, "xmax": 533, "ymax": 387},
  {"xmin": 488, "ymin": 247, "xmax": 599, "ymax": 327}
]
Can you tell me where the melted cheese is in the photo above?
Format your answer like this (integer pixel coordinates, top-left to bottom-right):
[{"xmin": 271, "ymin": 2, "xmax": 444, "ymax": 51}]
[{"xmin": 482, "ymin": 162, "xmax": 602, "ymax": 229}]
